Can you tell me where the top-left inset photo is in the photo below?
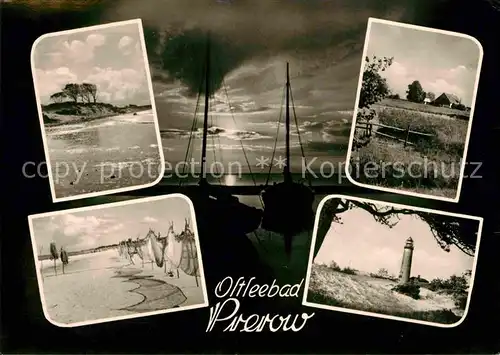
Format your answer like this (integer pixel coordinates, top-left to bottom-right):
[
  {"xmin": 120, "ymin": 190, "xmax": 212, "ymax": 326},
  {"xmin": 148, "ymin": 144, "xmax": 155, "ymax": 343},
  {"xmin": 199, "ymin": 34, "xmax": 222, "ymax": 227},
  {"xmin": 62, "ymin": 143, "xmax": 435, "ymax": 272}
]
[{"xmin": 31, "ymin": 19, "xmax": 165, "ymax": 202}]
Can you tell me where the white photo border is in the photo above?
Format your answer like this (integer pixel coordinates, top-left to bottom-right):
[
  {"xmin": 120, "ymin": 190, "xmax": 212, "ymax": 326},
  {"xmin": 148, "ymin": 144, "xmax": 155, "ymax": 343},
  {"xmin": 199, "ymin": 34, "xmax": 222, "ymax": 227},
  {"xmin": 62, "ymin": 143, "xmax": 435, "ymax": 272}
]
[
  {"xmin": 301, "ymin": 194, "xmax": 483, "ymax": 328},
  {"xmin": 27, "ymin": 193, "xmax": 209, "ymax": 328},
  {"xmin": 344, "ymin": 17, "xmax": 484, "ymax": 203},
  {"xmin": 30, "ymin": 19, "xmax": 166, "ymax": 203}
]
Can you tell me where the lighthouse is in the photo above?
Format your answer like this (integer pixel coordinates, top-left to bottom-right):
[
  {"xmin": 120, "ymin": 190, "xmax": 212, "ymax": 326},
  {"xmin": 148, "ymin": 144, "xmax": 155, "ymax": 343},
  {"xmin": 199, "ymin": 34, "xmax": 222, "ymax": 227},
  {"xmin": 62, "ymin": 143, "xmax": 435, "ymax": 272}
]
[{"xmin": 399, "ymin": 237, "xmax": 414, "ymax": 284}]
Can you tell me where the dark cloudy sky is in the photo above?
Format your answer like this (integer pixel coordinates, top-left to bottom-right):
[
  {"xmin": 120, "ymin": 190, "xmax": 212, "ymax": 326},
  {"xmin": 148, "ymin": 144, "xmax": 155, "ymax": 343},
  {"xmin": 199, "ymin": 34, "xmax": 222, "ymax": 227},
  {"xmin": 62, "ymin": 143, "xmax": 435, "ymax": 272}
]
[
  {"xmin": 30, "ymin": 196, "xmax": 193, "ymax": 253},
  {"xmin": 314, "ymin": 200, "xmax": 477, "ymax": 280},
  {"xmin": 33, "ymin": 20, "xmax": 152, "ymax": 106},
  {"xmin": 88, "ymin": 0, "xmax": 446, "ymax": 174},
  {"xmin": 25, "ymin": 0, "xmax": 466, "ymax": 174}
]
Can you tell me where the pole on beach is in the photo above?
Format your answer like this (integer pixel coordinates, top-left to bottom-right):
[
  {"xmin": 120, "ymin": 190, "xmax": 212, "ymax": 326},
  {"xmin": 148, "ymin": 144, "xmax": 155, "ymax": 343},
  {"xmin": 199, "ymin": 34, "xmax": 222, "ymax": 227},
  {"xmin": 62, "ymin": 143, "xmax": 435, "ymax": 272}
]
[
  {"xmin": 50, "ymin": 242, "xmax": 58, "ymax": 276},
  {"xmin": 194, "ymin": 274, "xmax": 199, "ymax": 287},
  {"xmin": 40, "ymin": 246, "xmax": 44, "ymax": 282}
]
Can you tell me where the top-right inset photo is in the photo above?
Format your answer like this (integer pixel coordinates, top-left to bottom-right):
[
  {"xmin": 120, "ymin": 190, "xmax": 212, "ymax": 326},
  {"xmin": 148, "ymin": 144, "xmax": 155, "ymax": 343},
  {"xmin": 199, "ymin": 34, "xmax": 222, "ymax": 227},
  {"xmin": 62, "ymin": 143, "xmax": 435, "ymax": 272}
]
[{"xmin": 346, "ymin": 18, "xmax": 483, "ymax": 203}]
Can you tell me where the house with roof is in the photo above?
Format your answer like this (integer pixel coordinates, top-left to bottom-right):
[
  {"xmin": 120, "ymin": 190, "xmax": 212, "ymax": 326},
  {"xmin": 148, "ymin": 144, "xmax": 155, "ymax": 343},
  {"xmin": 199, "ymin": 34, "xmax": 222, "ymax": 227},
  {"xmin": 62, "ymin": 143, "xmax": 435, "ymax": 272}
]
[{"xmin": 432, "ymin": 92, "xmax": 461, "ymax": 108}]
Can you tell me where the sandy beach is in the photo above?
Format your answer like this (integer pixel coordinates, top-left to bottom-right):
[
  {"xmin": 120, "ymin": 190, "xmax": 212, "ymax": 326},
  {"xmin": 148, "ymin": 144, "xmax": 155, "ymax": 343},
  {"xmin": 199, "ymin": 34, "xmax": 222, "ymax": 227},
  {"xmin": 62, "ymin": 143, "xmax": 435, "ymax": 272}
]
[
  {"xmin": 45, "ymin": 109, "xmax": 162, "ymax": 199},
  {"xmin": 39, "ymin": 249, "xmax": 206, "ymax": 325}
]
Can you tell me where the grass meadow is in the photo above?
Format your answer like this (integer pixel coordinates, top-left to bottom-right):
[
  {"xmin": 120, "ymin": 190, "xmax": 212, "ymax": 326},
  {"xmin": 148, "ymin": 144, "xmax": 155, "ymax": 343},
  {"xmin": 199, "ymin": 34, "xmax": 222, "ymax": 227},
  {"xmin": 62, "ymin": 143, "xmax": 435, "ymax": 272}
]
[
  {"xmin": 377, "ymin": 98, "xmax": 470, "ymax": 119},
  {"xmin": 306, "ymin": 264, "xmax": 463, "ymax": 325},
  {"xmin": 350, "ymin": 100, "xmax": 470, "ymax": 198}
]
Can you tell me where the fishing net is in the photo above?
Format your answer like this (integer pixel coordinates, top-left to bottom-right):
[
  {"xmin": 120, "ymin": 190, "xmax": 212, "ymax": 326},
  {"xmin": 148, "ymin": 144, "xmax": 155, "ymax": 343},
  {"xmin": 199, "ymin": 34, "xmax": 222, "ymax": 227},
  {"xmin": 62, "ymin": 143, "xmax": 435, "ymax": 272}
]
[
  {"xmin": 60, "ymin": 249, "xmax": 69, "ymax": 265},
  {"xmin": 165, "ymin": 233, "xmax": 183, "ymax": 269},
  {"xmin": 149, "ymin": 235, "xmax": 165, "ymax": 268},
  {"xmin": 49, "ymin": 242, "xmax": 58, "ymax": 260},
  {"xmin": 179, "ymin": 238, "xmax": 200, "ymax": 277},
  {"xmin": 136, "ymin": 244, "xmax": 144, "ymax": 260},
  {"xmin": 139, "ymin": 241, "xmax": 153, "ymax": 262},
  {"xmin": 167, "ymin": 227, "xmax": 199, "ymax": 276}
]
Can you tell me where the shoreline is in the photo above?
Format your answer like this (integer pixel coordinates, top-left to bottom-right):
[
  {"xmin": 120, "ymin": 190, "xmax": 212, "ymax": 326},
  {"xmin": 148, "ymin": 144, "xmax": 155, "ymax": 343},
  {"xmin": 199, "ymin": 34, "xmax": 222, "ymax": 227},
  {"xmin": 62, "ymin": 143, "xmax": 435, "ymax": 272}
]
[
  {"xmin": 43, "ymin": 105, "xmax": 153, "ymax": 128},
  {"xmin": 44, "ymin": 112, "xmax": 122, "ymax": 128}
]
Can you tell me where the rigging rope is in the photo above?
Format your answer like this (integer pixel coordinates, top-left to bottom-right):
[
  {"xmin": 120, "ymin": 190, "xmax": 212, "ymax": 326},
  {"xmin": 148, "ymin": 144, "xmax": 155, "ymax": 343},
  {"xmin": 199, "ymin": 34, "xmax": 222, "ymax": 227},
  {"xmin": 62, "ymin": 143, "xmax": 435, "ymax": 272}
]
[
  {"xmin": 180, "ymin": 88, "xmax": 202, "ymax": 186},
  {"xmin": 210, "ymin": 95, "xmax": 223, "ymax": 185},
  {"xmin": 221, "ymin": 78, "xmax": 258, "ymax": 187},
  {"xmin": 265, "ymin": 85, "xmax": 286, "ymax": 187},
  {"xmin": 289, "ymin": 85, "xmax": 313, "ymax": 188}
]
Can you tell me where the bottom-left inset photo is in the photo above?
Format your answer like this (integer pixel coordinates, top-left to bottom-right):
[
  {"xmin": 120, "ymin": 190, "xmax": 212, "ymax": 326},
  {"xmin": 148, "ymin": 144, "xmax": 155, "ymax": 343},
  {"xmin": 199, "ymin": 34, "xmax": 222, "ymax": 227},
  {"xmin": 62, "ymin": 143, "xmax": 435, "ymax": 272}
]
[{"xmin": 28, "ymin": 193, "xmax": 209, "ymax": 327}]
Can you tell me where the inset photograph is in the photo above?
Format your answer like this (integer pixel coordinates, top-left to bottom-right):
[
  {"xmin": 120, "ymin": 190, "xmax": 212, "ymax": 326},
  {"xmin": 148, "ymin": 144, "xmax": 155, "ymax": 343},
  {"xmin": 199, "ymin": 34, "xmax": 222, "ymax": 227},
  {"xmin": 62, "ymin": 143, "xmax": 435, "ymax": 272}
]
[
  {"xmin": 28, "ymin": 194, "xmax": 208, "ymax": 327},
  {"xmin": 303, "ymin": 195, "xmax": 482, "ymax": 327},
  {"xmin": 346, "ymin": 18, "xmax": 483, "ymax": 202},
  {"xmin": 31, "ymin": 19, "xmax": 164, "ymax": 202}
]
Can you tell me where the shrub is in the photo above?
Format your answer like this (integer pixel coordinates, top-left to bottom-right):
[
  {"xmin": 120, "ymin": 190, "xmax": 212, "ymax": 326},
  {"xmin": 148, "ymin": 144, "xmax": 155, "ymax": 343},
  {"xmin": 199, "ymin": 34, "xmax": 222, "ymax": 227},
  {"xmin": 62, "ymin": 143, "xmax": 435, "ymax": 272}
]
[
  {"xmin": 56, "ymin": 108, "xmax": 78, "ymax": 115},
  {"xmin": 392, "ymin": 282, "xmax": 420, "ymax": 300},
  {"xmin": 428, "ymin": 274, "xmax": 469, "ymax": 310},
  {"xmin": 328, "ymin": 261, "xmax": 341, "ymax": 272},
  {"xmin": 42, "ymin": 113, "xmax": 58, "ymax": 124},
  {"xmin": 370, "ymin": 268, "xmax": 393, "ymax": 280},
  {"xmin": 341, "ymin": 267, "xmax": 357, "ymax": 275},
  {"xmin": 454, "ymin": 293, "xmax": 468, "ymax": 310}
]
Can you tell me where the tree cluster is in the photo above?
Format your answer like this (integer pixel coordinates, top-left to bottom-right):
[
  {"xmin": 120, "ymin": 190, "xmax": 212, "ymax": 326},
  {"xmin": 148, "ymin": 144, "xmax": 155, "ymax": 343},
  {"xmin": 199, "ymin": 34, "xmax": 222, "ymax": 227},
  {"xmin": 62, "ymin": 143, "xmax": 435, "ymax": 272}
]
[
  {"xmin": 50, "ymin": 83, "xmax": 98, "ymax": 104},
  {"xmin": 428, "ymin": 271, "xmax": 471, "ymax": 309},
  {"xmin": 406, "ymin": 80, "xmax": 427, "ymax": 103},
  {"xmin": 358, "ymin": 55, "xmax": 393, "ymax": 121}
]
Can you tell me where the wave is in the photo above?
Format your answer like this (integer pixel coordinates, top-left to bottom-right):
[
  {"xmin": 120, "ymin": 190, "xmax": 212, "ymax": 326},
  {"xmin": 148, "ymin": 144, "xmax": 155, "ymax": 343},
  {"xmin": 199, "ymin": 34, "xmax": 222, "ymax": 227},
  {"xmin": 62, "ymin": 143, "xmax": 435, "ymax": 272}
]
[
  {"xmin": 204, "ymin": 142, "xmax": 303, "ymax": 152},
  {"xmin": 113, "ymin": 110, "xmax": 155, "ymax": 124},
  {"xmin": 50, "ymin": 146, "xmax": 124, "ymax": 154},
  {"xmin": 94, "ymin": 157, "xmax": 160, "ymax": 171},
  {"xmin": 50, "ymin": 144, "xmax": 160, "ymax": 155},
  {"xmin": 160, "ymin": 126, "xmax": 272, "ymax": 141},
  {"xmin": 46, "ymin": 112, "xmax": 155, "ymax": 136}
]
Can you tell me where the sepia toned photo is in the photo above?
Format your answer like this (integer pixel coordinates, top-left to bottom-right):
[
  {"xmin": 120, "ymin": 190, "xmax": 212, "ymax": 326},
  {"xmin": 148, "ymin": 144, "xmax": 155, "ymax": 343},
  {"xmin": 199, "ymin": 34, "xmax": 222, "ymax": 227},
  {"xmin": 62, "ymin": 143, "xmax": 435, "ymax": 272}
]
[
  {"xmin": 28, "ymin": 194, "xmax": 208, "ymax": 327},
  {"xmin": 303, "ymin": 195, "xmax": 482, "ymax": 327},
  {"xmin": 31, "ymin": 19, "xmax": 165, "ymax": 202},
  {"xmin": 346, "ymin": 18, "xmax": 483, "ymax": 202}
]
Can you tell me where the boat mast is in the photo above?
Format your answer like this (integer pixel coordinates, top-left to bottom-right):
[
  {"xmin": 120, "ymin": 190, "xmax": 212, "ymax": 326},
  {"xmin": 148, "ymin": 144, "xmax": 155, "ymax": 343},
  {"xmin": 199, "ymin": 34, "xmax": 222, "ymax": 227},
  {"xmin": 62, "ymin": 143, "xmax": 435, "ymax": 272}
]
[
  {"xmin": 284, "ymin": 62, "xmax": 291, "ymax": 184},
  {"xmin": 200, "ymin": 33, "xmax": 210, "ymax": 185}
]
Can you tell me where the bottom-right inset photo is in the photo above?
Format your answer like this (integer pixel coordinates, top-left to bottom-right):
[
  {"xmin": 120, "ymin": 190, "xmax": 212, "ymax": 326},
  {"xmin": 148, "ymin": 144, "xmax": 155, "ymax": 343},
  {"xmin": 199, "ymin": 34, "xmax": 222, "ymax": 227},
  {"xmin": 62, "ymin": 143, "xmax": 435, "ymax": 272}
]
[{"xmin": 302, "ymin": 195, "xmax": 483, "ymax": 328}]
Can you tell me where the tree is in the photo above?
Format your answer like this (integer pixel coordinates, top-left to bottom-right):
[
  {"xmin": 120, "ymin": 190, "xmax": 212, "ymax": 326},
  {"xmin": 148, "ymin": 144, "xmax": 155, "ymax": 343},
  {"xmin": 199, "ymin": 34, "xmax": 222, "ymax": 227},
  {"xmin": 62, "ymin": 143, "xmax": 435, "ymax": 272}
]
[
  {"xmin": 406, "ymin": 80, "xmax": 426, "ymax": 103},
  {"xmin": 62, "ymin": 83, "xmax": 81, "ymax": 103},
  {"xmin": 426, "ymin": 91, "xmax": 436, "ymax": 101},
  {"xmin": 377, "ymin": 268, "xmax": 389, "ymax": 278},
  {"xmin": 80, "ymin": 83, "xmax": 98, "ymax": 103},
  {"xmin": 49, "ymin": 92, "xmax": 67, "ymax": 103},
  {"xmin": 358, "ymin": 55, "xmax": 393, "ymax": 121},
  {"xmin": 313, "ymin": 198, "xmax": 480, "ymax": 260},
  {"xmin": 329, "ymin": 260, "xmax": 341, "ymax": 271}
]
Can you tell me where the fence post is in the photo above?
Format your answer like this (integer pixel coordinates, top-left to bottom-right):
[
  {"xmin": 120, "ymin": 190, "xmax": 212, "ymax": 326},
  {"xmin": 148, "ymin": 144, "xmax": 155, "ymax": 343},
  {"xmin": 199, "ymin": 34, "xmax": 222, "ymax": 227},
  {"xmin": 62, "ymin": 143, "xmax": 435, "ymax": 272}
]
[
  {"xmin": 404, "ymin": 125, "xmax": 411, "ymax": 148},
  {"xmin": 369, "ymin": 123, "xmax": 372, "ymax": 137}
]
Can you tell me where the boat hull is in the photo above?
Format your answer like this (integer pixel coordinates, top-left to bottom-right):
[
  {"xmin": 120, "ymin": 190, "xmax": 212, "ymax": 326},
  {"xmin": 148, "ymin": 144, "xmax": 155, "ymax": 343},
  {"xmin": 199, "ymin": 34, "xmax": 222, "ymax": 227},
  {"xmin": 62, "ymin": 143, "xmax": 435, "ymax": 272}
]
[{"xmin": 261, "ymin": 182, "xmax": 315, "ymax": 236}]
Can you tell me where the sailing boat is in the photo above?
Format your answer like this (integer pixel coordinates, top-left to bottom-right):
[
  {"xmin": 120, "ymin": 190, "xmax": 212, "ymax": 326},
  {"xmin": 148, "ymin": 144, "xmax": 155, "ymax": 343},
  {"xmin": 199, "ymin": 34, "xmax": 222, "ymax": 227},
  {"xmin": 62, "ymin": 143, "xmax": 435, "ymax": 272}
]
[
  {"xmin": 183, "ymin": 34, "xmax": 263, "ymax": 237},
  {"xmin": 260, "ymin": 63, "xmax": 315, "ymax": 260}
]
